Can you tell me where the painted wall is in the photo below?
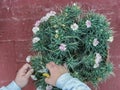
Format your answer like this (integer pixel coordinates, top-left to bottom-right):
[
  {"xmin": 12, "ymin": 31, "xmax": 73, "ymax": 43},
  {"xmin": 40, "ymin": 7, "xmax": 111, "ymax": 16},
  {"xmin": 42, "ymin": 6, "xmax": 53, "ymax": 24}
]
[{"xmin": 0, "ymin": 0, "xmax": 120, "ymax": 90}]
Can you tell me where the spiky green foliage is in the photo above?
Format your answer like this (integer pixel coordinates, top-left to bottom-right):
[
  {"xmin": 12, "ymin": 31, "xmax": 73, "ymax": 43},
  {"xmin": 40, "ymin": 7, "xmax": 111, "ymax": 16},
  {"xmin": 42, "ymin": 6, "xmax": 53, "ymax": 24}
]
[{"xmin": 30, "ymin": 4, "xmax": 114, "ymax": 90}]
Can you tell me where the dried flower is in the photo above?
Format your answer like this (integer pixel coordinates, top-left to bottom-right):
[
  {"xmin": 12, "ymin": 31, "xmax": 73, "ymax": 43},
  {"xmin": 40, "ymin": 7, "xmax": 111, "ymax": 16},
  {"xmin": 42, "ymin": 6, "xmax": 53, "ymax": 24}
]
[{"xmin": 55, "ymin": 34, "xmax": 59, "ymax": 38}]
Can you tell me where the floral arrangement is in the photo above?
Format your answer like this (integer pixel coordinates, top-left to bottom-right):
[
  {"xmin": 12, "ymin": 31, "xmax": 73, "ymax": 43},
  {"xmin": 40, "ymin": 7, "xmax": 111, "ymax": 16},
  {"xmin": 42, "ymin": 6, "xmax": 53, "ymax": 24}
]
[{"xmin": 27, "ymin": 4, "xmax": 114, "ymax": 90}]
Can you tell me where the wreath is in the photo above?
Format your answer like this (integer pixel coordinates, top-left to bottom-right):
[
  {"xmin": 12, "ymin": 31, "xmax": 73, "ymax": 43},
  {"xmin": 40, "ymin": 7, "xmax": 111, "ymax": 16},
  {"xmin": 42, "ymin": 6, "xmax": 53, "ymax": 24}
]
[{"xmin": 26, "ymin": 4, "xmax": 114, "ymax": 90}]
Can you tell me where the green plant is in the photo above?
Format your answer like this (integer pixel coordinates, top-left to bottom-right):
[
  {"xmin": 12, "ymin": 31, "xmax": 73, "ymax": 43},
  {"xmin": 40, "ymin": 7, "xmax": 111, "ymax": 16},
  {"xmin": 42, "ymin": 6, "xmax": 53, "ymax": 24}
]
[{"xmin": 28, "ymin": 4, "xmax": 114, "ymax": 90}]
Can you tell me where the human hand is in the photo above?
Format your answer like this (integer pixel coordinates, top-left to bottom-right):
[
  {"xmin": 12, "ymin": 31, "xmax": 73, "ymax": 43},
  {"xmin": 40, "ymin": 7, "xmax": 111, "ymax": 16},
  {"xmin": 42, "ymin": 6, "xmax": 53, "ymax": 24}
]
[
  {"xmin": 45, "ymin": 62, "xmax": 68, "ymax": 86},
  {"xmin": 15, "ymin": 63, "xmax": 34, "ymax": 88}
]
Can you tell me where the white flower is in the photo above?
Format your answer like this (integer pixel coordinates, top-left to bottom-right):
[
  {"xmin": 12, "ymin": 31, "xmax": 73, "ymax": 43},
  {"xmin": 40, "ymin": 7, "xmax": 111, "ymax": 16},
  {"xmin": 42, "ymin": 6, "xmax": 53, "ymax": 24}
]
[
  {"xmin": 32, "ymin": 27, "xmax": 39, "ymax": 34},
  {"xmin": 46, "ymin": 85, "xmax": 53, "ymax": 90},
  {"xmin": 73, "ymin": 3, "xmax": 77, "ymax": 6},
  {"xmin": 26, "ymin": 55, "xmax": 31, "ymax": 63},
  {"xmin": 107, "ymin": 36, "xmax": 114, "ymax": 42},
  {"xmin": 40, "ymin": 16, "xmax": 49, "ymax": 23},
  {"xmin": 37, "ymin": 68, "xmax": 47, "ymax": 73},
  {"xmin": 40, "ymin": 11, "xmax": 56, "ymax": 23},
  {"xmin": 32, "ymin": 37, "xmax": 40, "ymax": 43},
  {"xmin": 93, "ymin": 63, "xmax": 99, "ymax": 68},
  {"xmin": 71, "ymin": 23, "xmax": 79, "ymax": 31},
  {"xmin": 34, "ymin": 20, "xmax": 41, "ymax": 27},
  {"xmin": 55, "ymin": 30, "xmax": 59, "ymax": 33},
  {"xmin": 86, "ymin": 20, "xmax": 91, "ymax": 28},
  {"xmin": 93, "ymin": 38, "xmax": 99, "ymax": 46},
  {"xmin": 36, "ymin": 86, "xmax": 42, "ymax": 90},
  {"xmin": 31, "ymin": 75, "xmax": 37, "ymax": 80},
  {"xmin": 46, "ymin": 11, "xmax": 56, "ymax": 20},
  {"xmin": 93, "ymin": 53, "xmax": 102, "ymax": 68},
  {"xmin": 46, "ymin": 11, "xmax": 56, "ymax": 17}
]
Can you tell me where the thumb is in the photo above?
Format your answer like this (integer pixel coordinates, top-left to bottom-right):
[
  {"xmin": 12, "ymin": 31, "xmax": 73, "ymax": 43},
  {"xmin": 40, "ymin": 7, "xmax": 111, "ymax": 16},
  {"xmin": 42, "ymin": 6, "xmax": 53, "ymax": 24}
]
[
  {"xmin": 63, "ymin": 63, "xmax": 69, "ymax": 72},
  {"xmin": 25, "ymin": 69, "xmax": 34, "ymax": 78}
]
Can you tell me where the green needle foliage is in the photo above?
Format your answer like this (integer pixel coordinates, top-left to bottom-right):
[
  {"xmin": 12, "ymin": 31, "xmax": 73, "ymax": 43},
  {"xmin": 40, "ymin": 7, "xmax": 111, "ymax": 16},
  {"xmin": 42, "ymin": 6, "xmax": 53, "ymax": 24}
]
[{"xmin": 30, "ymin": 4, "xmax": 114, "ymax": 90}]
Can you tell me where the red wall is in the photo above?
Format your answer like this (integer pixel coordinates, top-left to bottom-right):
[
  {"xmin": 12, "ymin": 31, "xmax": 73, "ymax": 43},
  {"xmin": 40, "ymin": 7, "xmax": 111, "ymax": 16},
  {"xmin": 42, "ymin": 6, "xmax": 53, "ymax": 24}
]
[{"xmin": 0, "ymin": 0, "xmax": 120, "ymax": 90}]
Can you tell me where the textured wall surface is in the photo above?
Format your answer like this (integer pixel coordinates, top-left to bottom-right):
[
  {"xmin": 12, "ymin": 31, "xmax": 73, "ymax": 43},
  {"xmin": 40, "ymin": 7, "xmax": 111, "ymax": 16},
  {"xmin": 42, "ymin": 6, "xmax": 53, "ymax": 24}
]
[{"xmin": 0, "ymin": 0, "xmax": 120, "ymax": 90}]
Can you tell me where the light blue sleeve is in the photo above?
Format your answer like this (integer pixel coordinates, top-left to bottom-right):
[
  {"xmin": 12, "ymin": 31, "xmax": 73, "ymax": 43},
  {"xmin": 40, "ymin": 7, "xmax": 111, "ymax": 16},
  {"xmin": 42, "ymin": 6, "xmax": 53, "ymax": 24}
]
[
  {"xmin": 56, "ymin": 73, "xmax": 91, "ymax": 90},
  {"xmin": 0, "ymin": 81, "xmax": 21, "ymax": 90}
]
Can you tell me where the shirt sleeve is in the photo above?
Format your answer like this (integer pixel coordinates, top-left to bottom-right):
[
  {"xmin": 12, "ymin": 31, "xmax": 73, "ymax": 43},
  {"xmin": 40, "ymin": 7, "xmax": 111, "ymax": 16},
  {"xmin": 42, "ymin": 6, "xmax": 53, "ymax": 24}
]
[
  {"xmin": 0, "ymin": 81, "xmax": 21, "ymax": 90},
  {"xmin": 56, "ymin": 73, "xmax": 91, "ymax": 90}
]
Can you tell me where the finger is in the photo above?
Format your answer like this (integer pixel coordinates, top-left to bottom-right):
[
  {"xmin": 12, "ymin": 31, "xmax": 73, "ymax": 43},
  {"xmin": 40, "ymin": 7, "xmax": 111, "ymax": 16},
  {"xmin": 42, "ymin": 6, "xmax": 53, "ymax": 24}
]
[
  {"xmin": 19, "ymin": 63, "xmax": 32, "ymax": 72},
  {"xmin": 46, "ymin": 62, "xmax": 55, "ymax": 70},
  {"xmin": 63, "ymin": 63, "xmax": 69, "ymax": 72},
  {"xmin": 46, "ymin": 63, "xmax": 52, "ymax": 75},
  {"xmin": 25, "ymin": 69, "xmax": 34, "ymax": 78},
  {"xmin": 46, "ymin": 62, "xmax": 58, "ymax": 75},
  {"xmin": 17, "ymin": 64, "xmax": 30, "ymax": 75},
  {"xmin": 22, "ymin": 63, "xmax": 32, "ymax": 69},
  {"xmin": 63, "ymin": 63, "xmax": 67, "ymax": 69},
  {"xmin": 45, "ymin": 78, "xmax": 50, "ymax": 84},
  {"xmin": 59, "ymin": 65, "xmax": 68, "ymax": 73},
  {"xmin": 50, "ymin": 61, "xmax": 56, "ymax": 66}
]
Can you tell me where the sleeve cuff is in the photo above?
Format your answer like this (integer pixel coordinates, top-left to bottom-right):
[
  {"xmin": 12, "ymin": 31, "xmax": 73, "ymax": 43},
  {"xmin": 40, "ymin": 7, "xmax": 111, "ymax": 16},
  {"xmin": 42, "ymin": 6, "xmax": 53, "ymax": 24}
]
[
  {"xmin": 56, "ymin": 73, "xmax": 73, "ymax": 89},
  {"xmin": 6, "ymin": 81, "xmax": 21, "ymax": 90}
]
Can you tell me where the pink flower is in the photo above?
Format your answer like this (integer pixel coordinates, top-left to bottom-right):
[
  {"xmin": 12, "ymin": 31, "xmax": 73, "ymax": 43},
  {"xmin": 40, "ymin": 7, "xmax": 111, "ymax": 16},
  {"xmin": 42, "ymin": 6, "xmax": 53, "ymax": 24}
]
[
  {"xmin": 95, "ymin": 53, "xmax": 102, "ymax": 64},
  {"xmin": 86, "ymin": 20, "xmax": 91, "ymax": 28},
  {"xmin": 93, "ymin": 53, "xmax": 102, "ymax": 68},
  {"xmin": 46, "ymin": 85, "xmax": 53, "ymax": 90},
  {"xmin": 34, "ymin": 20, "xmax": 41, "ymax": 27},
  {"xmin": 59, "ymin": 43, "xmax": 67, "ymax": 51},
  {"xmin": 93, "ymin": 38, "xmax": 99, "ymax": 46}
]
